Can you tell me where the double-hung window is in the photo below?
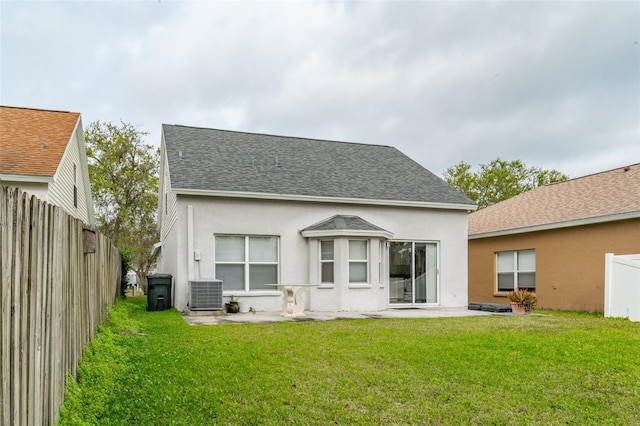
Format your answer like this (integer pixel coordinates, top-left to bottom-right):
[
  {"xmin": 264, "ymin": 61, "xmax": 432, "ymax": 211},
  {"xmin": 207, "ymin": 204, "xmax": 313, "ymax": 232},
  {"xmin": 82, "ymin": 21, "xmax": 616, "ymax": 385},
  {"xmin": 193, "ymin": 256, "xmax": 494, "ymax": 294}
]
[
  {"xmin": 215, "ymin": 235, "xmax": 278, "ymax": 291},
  {"xmin": 496, "ymin": 249, "xmax": 535, "ymax": 292},
  {"xmin": 349, "ymin": 240, "xmax": 368, "ymax": 283},
  {"xmin": 320, "ymin": 240, "xmax": 334, "ymax": 283}
]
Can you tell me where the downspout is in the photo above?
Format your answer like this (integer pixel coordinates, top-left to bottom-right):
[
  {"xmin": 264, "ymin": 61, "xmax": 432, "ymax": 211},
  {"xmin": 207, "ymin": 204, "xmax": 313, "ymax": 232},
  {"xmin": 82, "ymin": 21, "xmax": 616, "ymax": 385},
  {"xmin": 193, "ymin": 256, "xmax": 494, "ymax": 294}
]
[{"xmin": 188, "ymin": 205, "xmax": 194, "ymax": 281}]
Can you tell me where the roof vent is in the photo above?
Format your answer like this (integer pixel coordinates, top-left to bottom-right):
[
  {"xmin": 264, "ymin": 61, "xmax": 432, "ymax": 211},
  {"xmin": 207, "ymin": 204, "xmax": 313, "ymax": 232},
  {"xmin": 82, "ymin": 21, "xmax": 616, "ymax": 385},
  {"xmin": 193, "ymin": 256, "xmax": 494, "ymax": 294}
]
[
  {"xmin": 178, "ymin": 150, "xmax": 183, "ymax": 159},
  {"xmin": 624, "ymin": 166, "xmax": 631, "ymax": 172},
  {"xmin": 39, "ymin": 141, "xmax": 45, "ymax": 148}
]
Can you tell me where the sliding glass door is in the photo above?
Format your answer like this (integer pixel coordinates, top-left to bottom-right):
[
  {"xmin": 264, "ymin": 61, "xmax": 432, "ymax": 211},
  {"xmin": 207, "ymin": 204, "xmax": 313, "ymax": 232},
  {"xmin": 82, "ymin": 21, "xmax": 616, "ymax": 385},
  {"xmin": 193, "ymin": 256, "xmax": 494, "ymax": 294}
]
[{"xmin": 389, "ymin": 241, "xmax": 438, "ymax": 305}]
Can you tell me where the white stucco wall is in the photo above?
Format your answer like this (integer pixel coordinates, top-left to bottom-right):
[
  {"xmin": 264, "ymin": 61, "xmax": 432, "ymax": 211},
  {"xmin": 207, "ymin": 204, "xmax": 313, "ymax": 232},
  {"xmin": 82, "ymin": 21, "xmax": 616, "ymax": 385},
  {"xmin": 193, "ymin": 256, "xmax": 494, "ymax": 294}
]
[
  {"xmin": 161, "ymin": 195, "xmax": 469, "ymax": 313},
  {"xmin": 157, "ymin": 213, "xmax": 180, "ymax": 306}
]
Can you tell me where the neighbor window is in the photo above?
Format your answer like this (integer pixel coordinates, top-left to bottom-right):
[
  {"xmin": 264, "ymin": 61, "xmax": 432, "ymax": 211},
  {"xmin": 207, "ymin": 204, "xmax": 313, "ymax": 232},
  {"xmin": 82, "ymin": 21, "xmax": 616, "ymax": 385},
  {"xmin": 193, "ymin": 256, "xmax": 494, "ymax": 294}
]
[
  {"xmin": 496, "ymin": 249, "xmax": 535, "ymax": 292},
  {"xmin": 349, "ymin": 240, "xmax": 368, "ymax": 283},
  {"xmin": 320, "ymin": 240, "xmax": 334, "ymax": 283},
  {"xmin": 215, "ymin": 235, "xmax": 279, "ymax": 291},
  {"xmin": 73, "ymin": 164, "xmax": 78, "ymax": 208}
]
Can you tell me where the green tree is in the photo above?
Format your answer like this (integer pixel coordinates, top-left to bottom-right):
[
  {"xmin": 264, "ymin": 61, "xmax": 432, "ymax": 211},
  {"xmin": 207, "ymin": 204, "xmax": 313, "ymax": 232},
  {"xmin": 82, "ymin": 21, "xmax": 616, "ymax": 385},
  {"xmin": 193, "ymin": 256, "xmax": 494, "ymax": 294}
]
[
  {"xmin": 443, "ymin": 158, "xmax": 569, "ymax": 209},
  {"xmin": 120, "ymin": 249, "xmax": 131, "ymax": 299},
  {"xmin": 85, "ymin": 121, "xmax": 160, "ymax": 290}
]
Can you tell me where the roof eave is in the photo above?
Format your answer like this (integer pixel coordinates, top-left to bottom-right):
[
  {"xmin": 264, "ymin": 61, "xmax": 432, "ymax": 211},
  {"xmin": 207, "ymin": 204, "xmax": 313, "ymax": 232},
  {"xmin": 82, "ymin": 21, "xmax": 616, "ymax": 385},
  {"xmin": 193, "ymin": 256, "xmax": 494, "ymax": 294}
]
[
  {"xmin": 173, "ymin": 188, "xmax": 477, "ymax": 211},
  {"xmin": 0, "ymin": 174, "xmax": 53, "ymax": 183},
  {"xmin": 469, "ymin": 211, "xmax": 640, "ymax": 239},
  {"xmin": 301, "ymin": 229, "xmax": 394, "ymax": 239}
]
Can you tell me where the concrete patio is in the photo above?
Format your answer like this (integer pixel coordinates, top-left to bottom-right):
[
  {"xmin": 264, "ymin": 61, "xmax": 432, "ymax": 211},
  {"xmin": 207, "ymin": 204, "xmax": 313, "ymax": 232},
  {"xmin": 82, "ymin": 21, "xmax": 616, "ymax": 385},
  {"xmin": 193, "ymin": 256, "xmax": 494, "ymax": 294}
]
[{"xmin": 183, "ymin": 307, "xmax": 498, "ymax": 325}]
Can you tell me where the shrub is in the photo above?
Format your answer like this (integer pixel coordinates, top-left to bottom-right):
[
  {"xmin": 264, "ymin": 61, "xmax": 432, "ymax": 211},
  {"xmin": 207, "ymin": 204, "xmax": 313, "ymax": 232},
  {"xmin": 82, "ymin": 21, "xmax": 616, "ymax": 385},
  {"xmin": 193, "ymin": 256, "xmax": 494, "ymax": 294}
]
[{"xmin": 507, "ymin": 288, "xmax": 537, "ymax": 311}]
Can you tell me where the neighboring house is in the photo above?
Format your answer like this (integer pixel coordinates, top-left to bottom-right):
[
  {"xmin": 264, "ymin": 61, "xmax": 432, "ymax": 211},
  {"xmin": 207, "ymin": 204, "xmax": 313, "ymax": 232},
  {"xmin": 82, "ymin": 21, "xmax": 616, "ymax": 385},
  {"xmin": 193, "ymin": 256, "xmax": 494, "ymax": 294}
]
[
  {"xmin": 0, "ymin": 105, "xmax": 95, "ymax": 226},
  {"xmin": 157, "ymin": 125, "xmax": 476, "ymax": 312},
  {"xmin": 468, "ymin": 164, "xmax": 640, "ymax": 312}
]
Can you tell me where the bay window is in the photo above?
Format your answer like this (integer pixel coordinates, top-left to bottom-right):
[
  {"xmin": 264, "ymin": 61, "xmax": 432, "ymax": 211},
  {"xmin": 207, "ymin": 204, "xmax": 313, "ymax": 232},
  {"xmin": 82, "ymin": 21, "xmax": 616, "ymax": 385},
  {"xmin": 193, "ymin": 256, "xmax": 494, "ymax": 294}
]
[
  {"xmin": 349, "ymin": 240, "xmax": 368, "ymax": 283},
  {"xmin": 320, "ymin": 240, "xmax": 334, "ymax": 283}
]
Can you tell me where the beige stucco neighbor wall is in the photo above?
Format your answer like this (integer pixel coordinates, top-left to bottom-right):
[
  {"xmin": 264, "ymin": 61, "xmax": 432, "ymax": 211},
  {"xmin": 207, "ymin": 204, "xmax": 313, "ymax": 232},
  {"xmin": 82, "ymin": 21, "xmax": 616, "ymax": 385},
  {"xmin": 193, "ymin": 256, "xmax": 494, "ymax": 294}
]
[{"xmin": 468, "ymin": 218, "xmax": 640, "ymax": 312}]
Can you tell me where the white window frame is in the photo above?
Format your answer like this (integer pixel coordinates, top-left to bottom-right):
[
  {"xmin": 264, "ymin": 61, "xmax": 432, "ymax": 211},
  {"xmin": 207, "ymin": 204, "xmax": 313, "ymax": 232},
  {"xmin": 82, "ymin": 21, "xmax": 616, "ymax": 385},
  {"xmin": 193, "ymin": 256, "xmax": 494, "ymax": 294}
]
[
  {"xmin": 348, "ymin": 239, "xmax": 369, "ymax": 283},
  {"xmin": 320, "ymin": 240, "xmax": 334, "ymax": 284},
  {"xmin": 496, "ymin": 249, "xmax": 536, "ymax": 293},
  {"xmin": 214, "ymin": 235, "xmax": 279, "ymax": 292}
]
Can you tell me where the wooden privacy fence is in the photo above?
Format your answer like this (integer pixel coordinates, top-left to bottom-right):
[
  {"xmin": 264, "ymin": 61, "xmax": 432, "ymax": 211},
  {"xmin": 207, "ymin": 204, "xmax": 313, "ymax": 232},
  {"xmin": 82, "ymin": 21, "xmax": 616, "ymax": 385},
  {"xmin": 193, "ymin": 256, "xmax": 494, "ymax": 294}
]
[{"xmin": 0, "ymin": 186, "xmax": 121, "ymax": 425}]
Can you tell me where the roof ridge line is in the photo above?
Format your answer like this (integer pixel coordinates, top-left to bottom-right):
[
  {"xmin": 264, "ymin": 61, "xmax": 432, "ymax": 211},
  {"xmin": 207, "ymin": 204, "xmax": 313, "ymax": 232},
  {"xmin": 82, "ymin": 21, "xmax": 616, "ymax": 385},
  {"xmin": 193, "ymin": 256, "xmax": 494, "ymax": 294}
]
[
  {"xmin": 545, "ymin": 163, "xmax": 640, "ymax": 187},
  {"xmin": 0, "ymin": 105, "xmax": 78, "ymax": 115},
  {"xmin": 162, "ymin": 123, "xmax": 395, "ymax": 149}
]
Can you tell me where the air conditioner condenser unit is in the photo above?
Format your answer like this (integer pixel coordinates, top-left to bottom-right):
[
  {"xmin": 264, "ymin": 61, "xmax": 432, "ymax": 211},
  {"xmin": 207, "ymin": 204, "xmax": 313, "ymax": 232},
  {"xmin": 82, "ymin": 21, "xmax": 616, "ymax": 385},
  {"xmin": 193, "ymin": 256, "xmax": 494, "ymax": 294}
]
[{"xmin": 189, "ymin": 280, "xmax": 223, "ymax": 310}]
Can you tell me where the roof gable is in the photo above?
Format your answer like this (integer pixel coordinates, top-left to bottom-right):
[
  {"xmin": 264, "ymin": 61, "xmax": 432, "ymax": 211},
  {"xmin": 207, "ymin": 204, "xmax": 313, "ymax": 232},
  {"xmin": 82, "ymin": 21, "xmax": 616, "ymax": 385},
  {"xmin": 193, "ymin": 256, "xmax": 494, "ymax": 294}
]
[
  {"xmin": 162, "ymin": 125, "xmax": 474, "ymax": 208},
  {"xmin": 301, "ymin": 215, "xmax": 393, "ymax": 239},
  {"xmin": 0, "ymin": 106, "xmax": 80, "ymax": 177},
  {"xmin": 303, "ymin": 215, "xmax": 387, "ymax": 232},
  {"xmin": 469, "ymin": 164, "xmax": 640, "ymax": 237}
]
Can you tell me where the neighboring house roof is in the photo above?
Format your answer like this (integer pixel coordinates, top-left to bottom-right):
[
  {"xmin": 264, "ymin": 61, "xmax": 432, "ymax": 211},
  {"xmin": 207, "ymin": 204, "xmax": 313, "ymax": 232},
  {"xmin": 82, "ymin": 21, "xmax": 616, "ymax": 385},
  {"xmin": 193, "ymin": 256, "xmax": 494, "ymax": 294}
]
[
  {"xmin": 0, "ymin": 106, "xmax": 80, "ymax": 178},
  {"xmin": 162, "ymin": 124, "xmax": 475, "ymax": 210},
  {"xmin": 301, "ymin": 214, "xmax": 394, "ymax": 239},
  {"xmin": 0, "ymin": 105, "xmax": 95, "ymax": 226},
  {"xmin": 469, "ymin": 163, "xmax": 640, "ymax": 238}
]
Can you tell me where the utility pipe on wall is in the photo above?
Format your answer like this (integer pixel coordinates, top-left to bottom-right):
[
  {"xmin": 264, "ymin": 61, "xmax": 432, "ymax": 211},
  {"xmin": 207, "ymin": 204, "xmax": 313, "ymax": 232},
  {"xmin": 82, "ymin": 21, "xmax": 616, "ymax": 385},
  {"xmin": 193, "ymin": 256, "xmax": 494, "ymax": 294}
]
[{"xmin": 187, "ymin": 205, "xmax": 194, "ymax": 281}]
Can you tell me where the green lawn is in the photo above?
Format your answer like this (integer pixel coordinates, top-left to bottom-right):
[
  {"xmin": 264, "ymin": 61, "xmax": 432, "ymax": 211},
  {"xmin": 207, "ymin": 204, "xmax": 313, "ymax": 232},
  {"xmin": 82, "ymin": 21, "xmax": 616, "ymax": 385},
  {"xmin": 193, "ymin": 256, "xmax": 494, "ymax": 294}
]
[{"xmin": 59, "ymin": 297, "xmax": 640, "ymax": 425}]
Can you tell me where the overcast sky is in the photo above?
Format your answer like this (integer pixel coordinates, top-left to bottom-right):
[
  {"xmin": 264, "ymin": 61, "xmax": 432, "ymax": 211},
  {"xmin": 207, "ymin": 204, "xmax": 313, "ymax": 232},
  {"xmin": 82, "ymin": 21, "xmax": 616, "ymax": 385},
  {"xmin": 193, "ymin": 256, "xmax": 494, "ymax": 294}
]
[{"xmin": 1, "ymin": 0, "xmax": 639, "ymax": 178}]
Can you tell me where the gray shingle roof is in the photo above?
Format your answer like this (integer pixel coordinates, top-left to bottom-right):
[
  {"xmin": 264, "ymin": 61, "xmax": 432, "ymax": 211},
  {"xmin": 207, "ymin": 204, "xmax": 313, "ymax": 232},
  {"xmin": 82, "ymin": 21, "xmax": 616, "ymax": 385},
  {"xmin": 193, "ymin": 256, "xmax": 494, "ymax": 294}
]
[
  {"xmin": 162, "ymin": 124, "xmax": 474, "ymax": 206},
  {"xmin": 302, "ymin": 215, "xmax": 389, "ymax": 233}
]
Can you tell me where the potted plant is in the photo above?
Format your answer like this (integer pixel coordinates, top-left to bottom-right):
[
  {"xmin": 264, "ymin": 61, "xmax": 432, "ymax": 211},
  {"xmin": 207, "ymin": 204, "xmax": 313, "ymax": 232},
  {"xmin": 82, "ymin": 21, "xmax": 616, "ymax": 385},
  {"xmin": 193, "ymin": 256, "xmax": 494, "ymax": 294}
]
[
  {"xmin": 507, "ymin": 288, "xmax": 537, "ymax": 315},
  {"xmin": 225, "ymin": 295, "xmax": 240, "ymax": 314}
]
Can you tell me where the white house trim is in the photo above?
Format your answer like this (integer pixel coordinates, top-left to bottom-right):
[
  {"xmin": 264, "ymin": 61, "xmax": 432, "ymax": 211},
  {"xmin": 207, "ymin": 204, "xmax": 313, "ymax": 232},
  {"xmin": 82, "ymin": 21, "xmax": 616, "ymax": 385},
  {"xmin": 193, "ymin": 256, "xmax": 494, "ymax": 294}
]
[
  {"xmin": 173, "ymin": 188, "xmax": 477, "ymax": 211},
  {"xmin": 469, "ymin": 211, "xmax": 640, "ymax": 239},
  {"xmin": 301, "ymin": 228, "xmax": 394, "ymax": 239},
  {"xmin": 71, "ymin": 117, "xmax": 96, "ymax": 225},
  {"xmin": 0, "ymin": 174, "xmax": 53, "ymax": 183}
]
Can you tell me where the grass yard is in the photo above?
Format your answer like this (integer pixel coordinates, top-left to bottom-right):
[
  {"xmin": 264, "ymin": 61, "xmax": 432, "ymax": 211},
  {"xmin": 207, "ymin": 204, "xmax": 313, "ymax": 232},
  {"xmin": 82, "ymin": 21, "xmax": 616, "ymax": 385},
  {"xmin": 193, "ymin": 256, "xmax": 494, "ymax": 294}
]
[{"xmin": 59, "ymin": 297, "xmax": 640, "ymax": 425}]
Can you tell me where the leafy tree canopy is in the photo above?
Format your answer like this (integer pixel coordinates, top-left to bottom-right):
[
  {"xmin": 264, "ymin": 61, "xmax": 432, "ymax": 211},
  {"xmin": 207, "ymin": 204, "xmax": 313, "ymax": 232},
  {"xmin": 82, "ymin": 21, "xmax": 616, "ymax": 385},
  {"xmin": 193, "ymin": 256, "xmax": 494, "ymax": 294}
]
[
  {"xmin": 443, "ymin": 158, "xmax": 569, "ymax": 209},
  {"xmin": 85, "ymin": 121, "xmax": 160, "ymax": 289}
]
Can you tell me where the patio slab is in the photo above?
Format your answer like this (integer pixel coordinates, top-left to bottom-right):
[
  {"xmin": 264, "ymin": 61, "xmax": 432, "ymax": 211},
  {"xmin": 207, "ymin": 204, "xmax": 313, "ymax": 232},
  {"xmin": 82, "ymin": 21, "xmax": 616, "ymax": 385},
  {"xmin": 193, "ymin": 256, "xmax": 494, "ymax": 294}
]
[{"xmin": 183, "ymin": 307, "xmax": 495, "ymax": 325}]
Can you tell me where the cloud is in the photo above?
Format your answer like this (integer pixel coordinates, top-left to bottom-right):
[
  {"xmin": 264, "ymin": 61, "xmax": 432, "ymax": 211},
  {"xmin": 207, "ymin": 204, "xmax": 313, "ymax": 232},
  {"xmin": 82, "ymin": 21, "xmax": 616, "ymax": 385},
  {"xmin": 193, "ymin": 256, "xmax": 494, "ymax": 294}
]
[{"xmin": 1, "ymin": 0, "xmax": 638, "ymax": 178}]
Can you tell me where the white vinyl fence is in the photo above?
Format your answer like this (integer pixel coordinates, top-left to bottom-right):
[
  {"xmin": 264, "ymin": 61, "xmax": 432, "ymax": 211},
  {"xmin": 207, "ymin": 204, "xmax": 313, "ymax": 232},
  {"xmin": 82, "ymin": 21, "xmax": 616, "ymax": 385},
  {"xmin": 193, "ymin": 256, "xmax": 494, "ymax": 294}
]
[{"xmin": 604, "ymin": 253, "xmax": 640, "ymax": 322}]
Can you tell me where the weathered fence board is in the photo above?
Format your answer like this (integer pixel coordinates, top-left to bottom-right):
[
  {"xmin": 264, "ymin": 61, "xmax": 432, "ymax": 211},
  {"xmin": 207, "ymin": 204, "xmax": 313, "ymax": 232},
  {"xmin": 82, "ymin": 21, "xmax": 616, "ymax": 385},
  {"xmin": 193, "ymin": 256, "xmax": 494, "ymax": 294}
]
[{"xmin": 0, "ymin": 186, "xmax": 121, "ymax": 425}]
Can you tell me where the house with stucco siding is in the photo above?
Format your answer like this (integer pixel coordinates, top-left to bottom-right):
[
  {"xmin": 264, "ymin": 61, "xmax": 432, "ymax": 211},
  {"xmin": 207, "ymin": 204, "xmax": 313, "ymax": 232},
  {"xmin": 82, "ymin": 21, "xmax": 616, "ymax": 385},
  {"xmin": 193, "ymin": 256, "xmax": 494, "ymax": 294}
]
[
  {"xmin": 468, "ymin": 164, "xmax": 640, "ymax": 312},
  {"xmin": 0, "ymin": 105, "xmax": 95, "ymax": 226},
  {"xmin": 157, "ymin": 125, "xmax": 476, "ymax": 313}
]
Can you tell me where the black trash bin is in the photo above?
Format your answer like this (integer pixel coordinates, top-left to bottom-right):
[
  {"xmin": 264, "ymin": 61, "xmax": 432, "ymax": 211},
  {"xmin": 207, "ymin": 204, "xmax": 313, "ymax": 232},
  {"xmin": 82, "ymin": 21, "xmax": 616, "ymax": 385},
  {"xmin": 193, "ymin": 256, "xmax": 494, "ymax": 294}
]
[{"xmin": 147, "ymin": 274, "xmax": 173, "ymax": 311}]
